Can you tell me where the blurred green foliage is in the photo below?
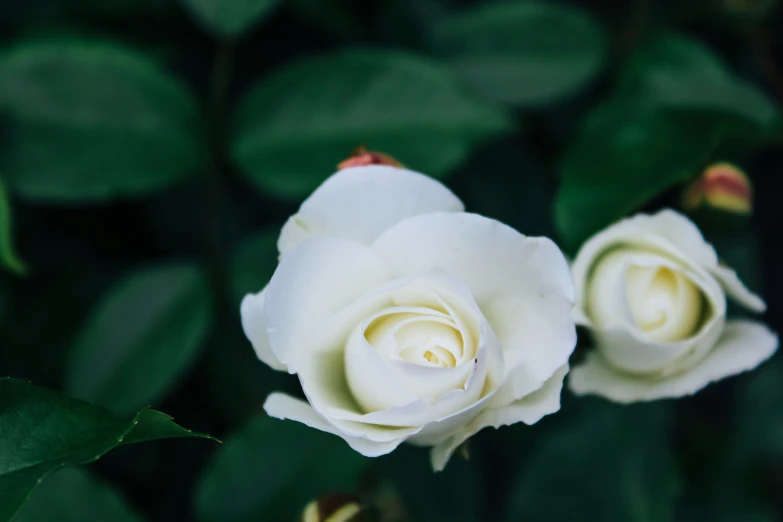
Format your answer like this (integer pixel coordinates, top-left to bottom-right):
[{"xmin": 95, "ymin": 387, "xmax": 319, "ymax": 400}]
[{"xmin": 0, "ymin": 0, "xmax": 781, "ymax": 520}]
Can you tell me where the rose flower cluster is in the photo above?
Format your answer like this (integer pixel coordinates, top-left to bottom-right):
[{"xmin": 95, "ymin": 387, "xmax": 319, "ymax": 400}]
[{"xmin": 241, "ymin": 165, "xmax": 778, "ymax": 471}]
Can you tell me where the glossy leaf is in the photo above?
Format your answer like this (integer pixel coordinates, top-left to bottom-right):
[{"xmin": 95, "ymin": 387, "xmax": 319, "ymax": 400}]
[
  {"xmin": 619, "ymin": 34, "xmax": 780, "ymax": 138},
  {"xmin": 232, "ymin": 49, "xmax": 511, "ymax": 199},
  {"xmin": 14, "ymin": 468, "xmax": 143, "ymax": 522},
  {"xmin": 0, "ymin": 180, "xmax": 25, "ymax": 275},
  {"xmin": 0, "ymin": 379, "xmax": 213, "ymax": 522},
  {"xmin": 431, "ymin": 1, "xmax": 606, "ymax": 106},
  {"xmin": 555, "ymin": 107, "xmax": 718, "ymax": 250},
  {"xmin": 195, "ymin": 415, "xmax": 367, "ymax": 522},
  {"xmin": 181, "ymin": 0, "xmax": 280, "ymax": 38},
  {"xmin": 0, "ymin": 40, "xmax": 202, "ymax": 201},
  {"xmin": 66, "ymin": 264, "xmax": 212, "ymax": 416}
]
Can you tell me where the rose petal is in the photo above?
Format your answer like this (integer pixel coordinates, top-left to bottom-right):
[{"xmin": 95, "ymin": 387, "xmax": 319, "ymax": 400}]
[
  {"xmin": 264, "ymin": 237, "xmax": 389, "ymax": 373},
  {"xmin": 484, "ymin": 295, "xmax": 575, "ymax": 405},
  {"xmin": 240, "ymin": 287, "xmax": 287, "ymax": 371},
  {"xmin": 264, "ymin": 392, "xmax": 411, "ymax": 457},
  {"xmin": 571, "ymin": 209, "xmax": 765, "ymax": 317},
  {"xmin": 278, "ymin": 166, "xmax": 464, "ymax": 255},
  {"xmin": 569, "ymin": 320, "xmax": 779, "ymax": 403},
  {"xmin": 372, "ymin": 212, "xmax": 574, "ymax": 306},
  {"xmin": 430, "ymin": 364, "xmax": 569, "ymax": 472},
  {"xmin": 712, "ymin": 264, "xmax": 766, "ymax": 313}
]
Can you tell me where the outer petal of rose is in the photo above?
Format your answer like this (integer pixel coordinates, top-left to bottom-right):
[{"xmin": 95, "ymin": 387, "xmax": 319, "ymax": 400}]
[
  {"xmin": 240, "ymin": 287, "xmax": 287, "ymax": 372},
  {"xmin": 484, "ymin": 294, "xmax": 575, "ymax": 404},
  {"xmin": 264, "ymin": 237, "xmax": 389, "ymax": 373},
  {"xmin": 372, "ymin": 212, "xmax": 574, "ymax": 304},
  {"xmin": 643, "ymin": 210, "xmax": 764, "ymax": 312},
  {"xmin": 277, "ymin": 166, "xmax": 464, "ymax": 255},
  {"xmin": 571, "ymin": 209, "xmax": 764, "ymax": 315},
  {"xmin": 264, "ymin": 392, "xmax": 410, "ymax": 457},
  {"xmin": 711, "ymin": 264, "xmax": 766, "ymax": 312},
  {"xmin": 569, "ymin": 320, "xmax": 779, "ymax": 403},
  {"xmin": 430, "ymin": 364, "xmax": 569, "ymax": 472}
]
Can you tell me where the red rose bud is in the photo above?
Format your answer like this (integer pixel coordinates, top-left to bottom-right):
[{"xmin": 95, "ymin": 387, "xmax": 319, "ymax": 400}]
[
  {"xmin": 300, "ymin": 493, "xmax": 366, "ymax": 522},
  {"xmin": 683, "ymin": 163, "xmax": 752, "ymax": 215},
  {"xmin": 338, "ymin": 146, "xmax": 403, "ymax": 170}
]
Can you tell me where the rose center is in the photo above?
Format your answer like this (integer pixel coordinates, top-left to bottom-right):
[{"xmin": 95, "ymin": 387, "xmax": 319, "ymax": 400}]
[
  {"xmin": 624, "ymin": 263, "xmax": 704, "ymax": 342},
  {"xmin": 365, "ymin": 310, "xmax": 464, "ymax": 368}
]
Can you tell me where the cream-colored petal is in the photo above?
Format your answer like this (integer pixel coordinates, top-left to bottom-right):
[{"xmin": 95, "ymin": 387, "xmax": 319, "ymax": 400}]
[
  {"xmin": 240, "ymin": 287, "xmax": 287, "ymax": 371},
  {"xmin": 430, "ymin": 364, "xmax": 569, "ymax": 472},
  {"xmin": 263, "ymin": 392, "xmax": 409, "ymax": 457},
  {"xmin": 569, "ymin": 320, "xmax": 779, "ymax": 403},
  {"xmin": 263, "ymin": 237, "xmax": 389, "ymax": 373},
  {"xmin": 711, "ymin": 264, "xmax": 766, "ymax": 313},
  {"xmin": 277, "ymin": 165, "xmax": 464, "ymax": 255},
  {"xmin": 372, "ymin": 212, "xmax": 574, "ymax": 305}
]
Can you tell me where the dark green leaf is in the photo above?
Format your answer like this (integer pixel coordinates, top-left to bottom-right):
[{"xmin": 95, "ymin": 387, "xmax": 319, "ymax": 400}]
[
  {"xmin": 14, "ymin": 468, "xmax": 143, "ymax": 522},
  {"xmin": 619, "ymin": 34, "xmax": 780, "ymax": 138},
  {"xmin": 288, "ymin": 0, "xmax": 363, "ymax": 40},
  {"xmin": 195, "ymin": 415, "xmax": 367, "ymax": 522},
  {"xmin": 555, "ymin": 107, "xmax": 718, "ymax": 250},
  {"xmin": 0, "ymin": 40, "xmax": 203, "ymax": 202},
  {"xmin": 230, "ymin": 228, "xmax": 279, "ymax": 307},
  {"xmin": 0, "ymin": 379, "xmax": 213, "ymax": 522},
  {"xmin": 121, "ymin": 409, "xmax": 218, "ymax": 446},
  {"xmin": 431, "ymin": 1, "xmax": 606, "ymax": 106},
  {"xmin": 65, "ymin": 264, "xmax": 212, "ymax": 416},
  {"xmin": 0, "ymin": 180, "xmax": 25, "ymax": 275},
  {"xmin": 232, "ymin": 49, "xmax": 511, "ymax": 199},
  {"xmin": 181, "ymin": 0, "xmax": 280, "ymax": 38},
  {"xmin": 503, "ymin": 400, "xmax": 680, "ymax": 522}
]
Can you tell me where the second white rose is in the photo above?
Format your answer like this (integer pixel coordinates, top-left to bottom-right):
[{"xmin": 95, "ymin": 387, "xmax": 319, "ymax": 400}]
[{"xmin": 569, "ymin": 209, "xmax": 778, "ymax": 403}]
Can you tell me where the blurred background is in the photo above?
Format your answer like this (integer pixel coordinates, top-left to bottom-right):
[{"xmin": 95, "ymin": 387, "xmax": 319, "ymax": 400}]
[{"xmin": 1, "ymin": 0, "xmax": 782, "ymax": 520}]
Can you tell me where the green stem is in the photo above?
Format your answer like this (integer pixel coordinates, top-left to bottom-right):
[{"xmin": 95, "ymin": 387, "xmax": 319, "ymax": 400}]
[{"xmin": 203, "ymin": 42, "xmax": 234, "ymax": 315}]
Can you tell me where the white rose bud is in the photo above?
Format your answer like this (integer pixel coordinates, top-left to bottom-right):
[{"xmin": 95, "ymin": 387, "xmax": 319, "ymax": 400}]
[
  {"xmin": 241, "ymin": 165, "xmax": 576, "ymax": 471},
  {"xmin": 569, "ymin": 209, "xmax": 779, "ymax": 403}
]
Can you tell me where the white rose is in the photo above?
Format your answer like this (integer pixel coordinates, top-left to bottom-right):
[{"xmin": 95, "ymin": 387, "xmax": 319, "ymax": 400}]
[
  {"xmin": 241, "ymin": 165, "xmax": 576, "ymax": 471},
  {"xmin": 568, "ymin": 209, "xmax": 779, "ymax": 403}
]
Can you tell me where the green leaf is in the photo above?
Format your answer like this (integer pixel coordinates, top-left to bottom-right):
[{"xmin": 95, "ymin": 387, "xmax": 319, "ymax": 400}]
[
  {"xmin": 230, "ymin": 228, "xmax": 279, "ymax": 307},
  {"xmin": 503, "ymin": 400, "xmax": 680, "ymax": 522},
  {"xmin": 232, "ymin": 49, "xmax": 511, "ymax": 200},
  {"xmin": 121, "ymin": 409, "xmax": 218, "ymax": 446},
  {"xmin": 619, "ymin": 34, "xmax": 780, "ymax": 137},
  {"xmin": 0, "ymin": 180, "xmax": 26, "ymax": 275},
  {"xmin": 195, "ymin": 415, "xmax": 367, "ymax": 522},
  {"xmin": 0, "ymin": 39, "xmax": 203, "ymax": 202},
  {"xmin": 555, "ymin": 107, "xmax": 718, "ymax": 250},
  {"xmin": 0, "ymin": 378, "xmax": 213, "ymax": 522},
  {"xmin": 431, "ymin": 1, "xmax": 606, "ymax": 106},
  {"xmin": 14, "ymin": 468, "xmax": 143, "ymax": 522},
  {"xmin": 181, "ymin": 0, "xmax": 280, "ymax": 38},
  {"xmin": 65, "ymin": 264, "xmax": 213, "ymax": 416}
]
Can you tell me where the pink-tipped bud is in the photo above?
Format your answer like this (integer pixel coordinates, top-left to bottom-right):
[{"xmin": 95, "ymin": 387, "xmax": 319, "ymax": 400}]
[
  {"xmin": 683, "ymin": 163, "xmax": 752, "ymax": 215},
  {"xmin": 338, "ymin": 146, "xmax": 403, "ymax": 170}
]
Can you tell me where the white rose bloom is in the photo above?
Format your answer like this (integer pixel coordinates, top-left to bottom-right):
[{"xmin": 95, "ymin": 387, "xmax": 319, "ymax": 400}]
[
  {"xmin": 241, "ymin": 165, "xmax": 576, "ymax": 471},
  {"xmin": 569, "ymin": 209, "xmax": 778, "ymax": 403}
]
